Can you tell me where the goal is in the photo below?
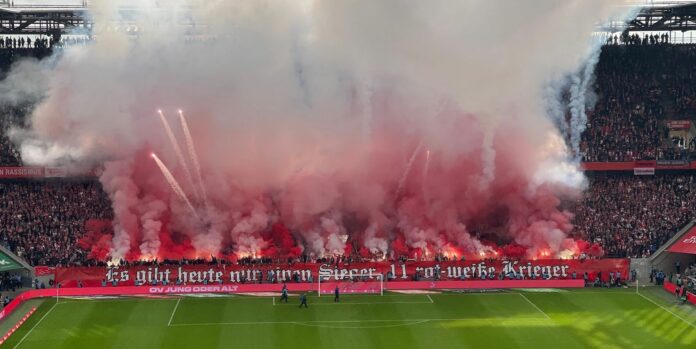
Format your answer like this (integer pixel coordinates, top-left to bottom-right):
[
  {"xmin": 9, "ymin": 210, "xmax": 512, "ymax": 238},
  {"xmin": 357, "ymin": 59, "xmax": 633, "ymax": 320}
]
[{"xmin": 317, "ymin": 274, "xmax": 384, "ymax": 296}]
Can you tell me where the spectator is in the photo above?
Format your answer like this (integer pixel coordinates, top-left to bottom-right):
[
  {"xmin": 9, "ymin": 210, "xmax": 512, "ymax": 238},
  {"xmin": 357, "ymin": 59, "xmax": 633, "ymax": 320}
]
[
  {"xmin": 0, "ymin": 180, "xmax": 112, "ymax": 266},
  {"xmin": 571, "ymin": 173, "xmax": 696, "ymax": 258},
  {"xmin": 581, "ymin": 44, "xmax": 696, "ymax": 162}
]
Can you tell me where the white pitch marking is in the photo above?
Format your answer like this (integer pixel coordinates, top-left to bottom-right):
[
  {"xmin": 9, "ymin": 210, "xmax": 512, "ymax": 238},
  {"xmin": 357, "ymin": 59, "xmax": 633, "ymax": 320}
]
[
  {"xmin": 13, "ymin": 302, "xmax": 58, "ymax": 349},
  {"xmin": 167, "ymin": 298, "xmax": 182, "ymax": 326},
  {"xmin": 637, "ymin": 292, "xmax": 696, "ymax": 329},
  {"xmin": 427, "ymin": 294, "xmax": 434, "ymax": 304},
  {"xmin": 518, "ymin": 293, "xmax": 550, "ymax": 320},
  {"xmin": 294, "ymin": 319, "xmax": 431, "ymax": 329},
  {"xmin": 57, "ymin": 298, "xmax": 179, "ymax": 304},
  {"xmin": 272, "ymin": 297, "xmax": 275, "ymax": 306}
]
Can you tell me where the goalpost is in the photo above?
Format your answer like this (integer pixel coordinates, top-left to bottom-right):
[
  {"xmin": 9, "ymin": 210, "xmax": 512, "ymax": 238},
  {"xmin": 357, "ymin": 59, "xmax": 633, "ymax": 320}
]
[{"xmin": 317, "ymin": 274, "xmax": 384, "ymax": 296}]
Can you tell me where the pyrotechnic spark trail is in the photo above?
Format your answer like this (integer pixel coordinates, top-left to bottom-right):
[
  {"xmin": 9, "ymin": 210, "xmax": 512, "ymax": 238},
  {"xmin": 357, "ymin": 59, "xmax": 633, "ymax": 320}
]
[
  {"xmin": 178, "ymin": 109, "xmax": 209, "ymax": 209},
  {"xmin": 422, "ymin": 149, "xmax": 430, "ymax": 200},
  {"xmin": 157, "ymin": 110, "xmax": 200, "ymax": 202},
  {"xmin": 151, "ymin": 152, "xmax": 199, "ymax": 219},
  {"xmin": 395, "ymin": 141, "xmax": 424, "ymax": 199}
]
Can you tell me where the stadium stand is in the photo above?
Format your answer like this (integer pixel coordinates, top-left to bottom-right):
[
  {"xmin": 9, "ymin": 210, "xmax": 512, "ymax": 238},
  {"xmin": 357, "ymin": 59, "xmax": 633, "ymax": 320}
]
[
  {"xmin": 0, "ymin": 180, "xmax": 112, "ymax": 266},
  {"xmin": 581, "ymin": 44, "xmax": 696, "ymax": 162},
  {"xmin": 0, "ymin": 36, "xmax": 50, "ymax": 50},
  {"xmin": 0, "ymin": 103, "xmax": 27, "ymax": 166},
  {"xmin": 572, "ymin": 173, "xmax": 696, "ymax": 258}
]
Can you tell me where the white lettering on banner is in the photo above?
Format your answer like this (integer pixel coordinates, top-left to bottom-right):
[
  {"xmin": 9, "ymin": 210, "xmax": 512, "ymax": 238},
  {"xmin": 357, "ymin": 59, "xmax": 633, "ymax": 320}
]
[
  {"xmin": 318, "ymin": 264, "xmax": 331, "ymax": 280},
  {"xmin": 318, "ymin": 264, "xmax": 377, "ymax": 281},
  {"xmin": 446, "ymin": 266, "xmax": 462, "ymax": 279},
  {"xmin": 502, "ymin": 260, "xmax": 570, "ymax": 278},
  {"xmin": 229, "ymin": 270, "xmax": 241, "ymax": 283},
  {"xmin": 0, "ymin": 167, "xmax": 44, "ymax": 177},
  {"xmin": 634, "ymin": 167, "xmax": 655, "ymax": 176},
  {"xmin": 106, "ymin": 267, "xmax": 130, "ymax": 282},
  {"xmin": 684, "ymin": 236, "xmax": 696, "ymax": 244},
  {"xmin": 95, "ymin": 260, "xmax": 610, "ymax": 286},
  {"xmin": 130, "ymin": 267, "xmax": 172, "ymax": 284},
  {"xmin": 148, "ymin": 285, "xmax": 240, "ymax": 294},
  {"xmin": 299, "ymin": 269, "xmax": 311, "ymax": 281}
]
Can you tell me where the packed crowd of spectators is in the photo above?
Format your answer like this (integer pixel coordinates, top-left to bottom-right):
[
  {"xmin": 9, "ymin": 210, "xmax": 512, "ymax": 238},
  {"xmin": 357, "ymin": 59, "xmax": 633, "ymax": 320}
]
[
  {"xmin": 683, "ymin": 262, "xmax": 696, "ymax": 294},
  {"xmin": 0, "ymin": 35, "xmax": 93, "ymax": 73},
  {"xmin": 0, "ymin": 130, "xmax": 21, "ymax": 166},
  {"xmin": 0, "ymin": 35, "xmax": 91, "ymax": 50},
  {"xmin": 0, "ymin": 173, "xmax": 689, "ymax": 267},
  {"xmin": 0, "ymin": 271, "xmax": 21, "ymax": 292},
  {"xmin": 606, "ymin": 33, "xmax": 671, "ymax": 46},
  {"xmin": 0, "ymin": 180, "xmax": 112, "ymax": 266},
  {"xmin": 572, "ymin": 173, "xmax": 696, "ymax": 258},
  {"xmin": 581, "ymin": 44, "xmax": 696, "ymax": 162},
  {"xmin": 76, "ymin": 253, "xmax": 374, "ymax": 269},
  {"xmin": 0, "ymin": 36, "xmax": 52, "ymax": 50},
  {"xmin": 0, "ymin": 102, "xmax": 29, "ymax": 166}
]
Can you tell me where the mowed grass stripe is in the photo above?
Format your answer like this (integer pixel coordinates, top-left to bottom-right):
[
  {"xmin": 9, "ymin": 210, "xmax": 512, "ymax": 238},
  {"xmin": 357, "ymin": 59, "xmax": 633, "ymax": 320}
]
[
  {"xmin": 170, "ymin": 293, "xmax": 546, "ymax": 326},
  {"xmin": 3, "ymin": 288, "xmax": 696, "ymax": 349},
  {"xmin": 522, "ymin": 291, "xmax": 696, "ymax": 348}
]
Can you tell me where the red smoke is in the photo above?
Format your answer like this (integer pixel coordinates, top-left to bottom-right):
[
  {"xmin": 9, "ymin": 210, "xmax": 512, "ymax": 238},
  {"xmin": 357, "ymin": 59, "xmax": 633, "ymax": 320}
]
[
  {"xmin": 79, "ymin": 219, "xmax": 114, "ymax": 261},
  {"xmin": 260, "ymin": 223, "xmax": 303, "ymax": 258},
  {"xmin": 86, "ymin": 104, "xmax": 587, "ymax": 262},
  {"xmin": 8, "ymin": 0, "xmax": 623, "ymax": 264}
]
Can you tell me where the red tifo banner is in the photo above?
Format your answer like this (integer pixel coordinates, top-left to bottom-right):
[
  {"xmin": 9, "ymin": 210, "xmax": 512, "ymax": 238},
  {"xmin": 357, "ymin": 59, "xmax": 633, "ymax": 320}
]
[
  {"xmin": 667, "ymin": 226, "xmax": 696, "ymax": 254},
  {"xmin": 666, "ymin": 120, "xmax": 693, "ymax": 130},
  {"xmin": 55, "ymin": 259, "xmax": 629, "ymax": 287},
  {"xmin": 582, "ymin": 161, "xmax": 696, "ymax": 172}
]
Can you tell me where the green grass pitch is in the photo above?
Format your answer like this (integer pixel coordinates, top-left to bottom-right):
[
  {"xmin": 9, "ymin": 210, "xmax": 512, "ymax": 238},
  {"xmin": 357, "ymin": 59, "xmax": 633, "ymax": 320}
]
[{"xmin": 2, "ymin": 287, "xmax": 695, "ymax": 349}]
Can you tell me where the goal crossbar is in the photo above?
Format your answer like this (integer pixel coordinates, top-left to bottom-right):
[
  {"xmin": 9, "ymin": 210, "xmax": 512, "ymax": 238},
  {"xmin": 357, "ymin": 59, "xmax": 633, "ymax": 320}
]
[{"xmin": 317, "ymin": 274, "xmax": 384, "ymax": 296}]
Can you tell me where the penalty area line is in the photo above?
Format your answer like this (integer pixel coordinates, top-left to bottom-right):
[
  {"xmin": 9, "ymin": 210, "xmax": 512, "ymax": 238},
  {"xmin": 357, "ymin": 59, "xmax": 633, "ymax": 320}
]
[
  {"xmin": 13, "ymin": 302, "xmax": 58, "ymax": 349},
  {"xmin": 637, "ymin": 292, "xmax": 696, "ymax": 329},
  {"xmin": 518, "ymin": 293, "xmax": 550, "ymax": 320},
  {"xmin": 167, "ymin": 298, "xmax": 181, "ymax": 327}
]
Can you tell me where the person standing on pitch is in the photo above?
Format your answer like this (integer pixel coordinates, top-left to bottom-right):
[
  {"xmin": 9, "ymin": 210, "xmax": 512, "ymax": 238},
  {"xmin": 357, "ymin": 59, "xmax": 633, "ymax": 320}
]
[
  {"xmin": 334, "ymin": 286, "xmax": 340, "ymax": 303},
  {"xmin": 280, "ymin": 283, "xmax": 289, "ymax": 303},
  {"xmin": 299, "ymin": 293, "xmax": 308, "ymax": 308}
]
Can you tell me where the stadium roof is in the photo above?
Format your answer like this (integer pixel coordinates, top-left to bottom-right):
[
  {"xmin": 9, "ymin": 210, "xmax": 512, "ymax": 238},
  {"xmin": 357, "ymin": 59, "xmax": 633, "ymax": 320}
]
[
  {"xmin": 3, "ymin": 1, "xmax": 696, "ymax": 36},
  {"xmin": 0, "ymin": 0, "xmax": 86, "ymax": 12},
  {"xmin": 0, "ymin": 1, "xmax": 203, "ymax": 35},
  {"xmin": 627, "ymin": 1, "xmax": 696, "ymax": 31}
]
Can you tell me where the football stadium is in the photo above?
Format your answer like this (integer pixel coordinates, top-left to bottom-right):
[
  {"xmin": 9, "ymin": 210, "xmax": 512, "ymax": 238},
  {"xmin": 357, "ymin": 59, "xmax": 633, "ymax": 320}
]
[{"xmin": 0, "ymin": 0, "xmax": 696, "ymax": 348}]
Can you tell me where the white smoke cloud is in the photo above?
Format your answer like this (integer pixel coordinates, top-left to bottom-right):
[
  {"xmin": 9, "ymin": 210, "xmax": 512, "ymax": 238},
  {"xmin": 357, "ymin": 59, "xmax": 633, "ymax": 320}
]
[{"xmin": 1, "ymin": 0, "xmax": 637, "ymax": 260}]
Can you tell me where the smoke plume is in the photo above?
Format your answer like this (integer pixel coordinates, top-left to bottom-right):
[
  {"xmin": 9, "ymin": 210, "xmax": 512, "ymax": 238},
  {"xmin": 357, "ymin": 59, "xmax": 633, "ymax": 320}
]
[{"xmin": 2, "ymin": 0, "xmax": 634, "ymax": 260}]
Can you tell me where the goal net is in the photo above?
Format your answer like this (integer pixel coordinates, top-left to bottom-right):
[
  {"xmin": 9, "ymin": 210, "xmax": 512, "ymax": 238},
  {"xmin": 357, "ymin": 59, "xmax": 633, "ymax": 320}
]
[{"xmin": 317, "ymin": 274, "xmax": 384, "ymax": 296}]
